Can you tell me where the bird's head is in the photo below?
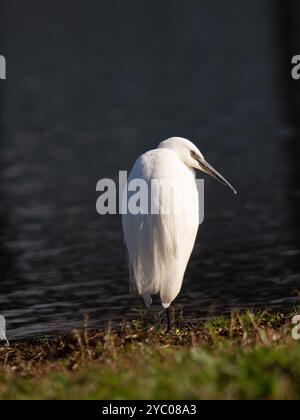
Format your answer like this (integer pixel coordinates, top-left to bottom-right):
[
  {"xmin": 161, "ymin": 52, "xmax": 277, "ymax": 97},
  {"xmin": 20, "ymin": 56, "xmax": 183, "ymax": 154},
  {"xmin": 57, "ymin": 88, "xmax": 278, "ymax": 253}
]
[{"xmin": 158, "ymin": 137, "xmax": 237, "ymax": 194}]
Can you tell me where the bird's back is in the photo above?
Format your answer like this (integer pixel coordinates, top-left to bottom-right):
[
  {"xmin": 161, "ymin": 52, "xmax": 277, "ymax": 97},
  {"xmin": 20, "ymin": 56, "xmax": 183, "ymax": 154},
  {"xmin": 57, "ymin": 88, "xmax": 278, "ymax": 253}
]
[{"xmin": 122, "ymin": 148, "xmax": 199, "ymax": 307}]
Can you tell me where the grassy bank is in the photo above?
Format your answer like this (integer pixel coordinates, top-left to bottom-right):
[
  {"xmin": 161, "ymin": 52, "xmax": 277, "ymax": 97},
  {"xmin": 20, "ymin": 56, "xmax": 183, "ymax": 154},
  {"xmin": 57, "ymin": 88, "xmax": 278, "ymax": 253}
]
[{"xmin": 0, "ymin": 309, "xmax": 300, "ymax": 400}]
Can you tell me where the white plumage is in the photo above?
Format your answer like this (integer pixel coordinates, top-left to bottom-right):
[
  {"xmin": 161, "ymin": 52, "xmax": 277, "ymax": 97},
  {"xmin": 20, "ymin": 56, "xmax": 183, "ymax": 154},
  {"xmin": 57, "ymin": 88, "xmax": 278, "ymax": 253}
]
[{"xmin": 122, "ymin": 137, "xmax": 236, "ymax": 322}]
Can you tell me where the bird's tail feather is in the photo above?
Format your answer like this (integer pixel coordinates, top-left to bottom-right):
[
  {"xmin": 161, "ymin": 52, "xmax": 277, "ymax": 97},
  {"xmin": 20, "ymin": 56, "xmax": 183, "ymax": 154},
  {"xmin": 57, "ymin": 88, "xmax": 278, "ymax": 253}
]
[{"xmin": 126, "ymin": 213, "xmax": 182, "ymax": 298}]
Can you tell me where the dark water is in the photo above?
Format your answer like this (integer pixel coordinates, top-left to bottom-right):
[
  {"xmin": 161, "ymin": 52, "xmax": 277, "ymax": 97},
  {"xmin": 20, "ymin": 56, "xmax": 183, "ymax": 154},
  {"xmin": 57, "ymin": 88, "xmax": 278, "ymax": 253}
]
[{"xmin": 0, "ymin": 1, "xmax": 300, "ymax": 339}]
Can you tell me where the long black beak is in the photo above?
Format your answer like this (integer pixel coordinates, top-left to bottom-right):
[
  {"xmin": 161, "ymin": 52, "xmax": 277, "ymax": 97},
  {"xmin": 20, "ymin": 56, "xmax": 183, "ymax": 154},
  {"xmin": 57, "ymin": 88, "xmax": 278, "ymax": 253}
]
[{"xmin": 198, "ymin": 159, "xmax": 237, "ymax": 195}]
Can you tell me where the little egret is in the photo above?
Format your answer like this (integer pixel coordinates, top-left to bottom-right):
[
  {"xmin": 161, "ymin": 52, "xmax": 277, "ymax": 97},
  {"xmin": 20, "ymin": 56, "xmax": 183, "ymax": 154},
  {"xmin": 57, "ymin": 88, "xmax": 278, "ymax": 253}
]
[{"xmin": 122, "ymin": 137, "xmax": 236, "ymax": 331}]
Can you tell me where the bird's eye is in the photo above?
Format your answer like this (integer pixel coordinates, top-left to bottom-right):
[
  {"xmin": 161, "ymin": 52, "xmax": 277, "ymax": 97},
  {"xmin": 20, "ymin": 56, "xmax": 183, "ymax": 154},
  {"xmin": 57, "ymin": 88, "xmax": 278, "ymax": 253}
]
[{"xmin": 191, "ymin": 151, "xmax": 196, "ymax": 158}]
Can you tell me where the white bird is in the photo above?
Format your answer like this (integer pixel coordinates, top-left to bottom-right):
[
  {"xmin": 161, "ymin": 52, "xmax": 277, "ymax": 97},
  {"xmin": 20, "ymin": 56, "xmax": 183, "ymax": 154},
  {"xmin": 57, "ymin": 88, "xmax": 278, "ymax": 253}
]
[{"xmin": 122, "ymin": 137, "xmax": 236, "ymax": 330}]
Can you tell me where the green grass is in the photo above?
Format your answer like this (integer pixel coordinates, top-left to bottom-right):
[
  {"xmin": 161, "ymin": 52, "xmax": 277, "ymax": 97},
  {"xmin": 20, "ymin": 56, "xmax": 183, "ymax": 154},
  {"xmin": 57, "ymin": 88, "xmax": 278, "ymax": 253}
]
[{"xmin": 0, "ymin": 309, "xmax": 300, "ymax": 400}]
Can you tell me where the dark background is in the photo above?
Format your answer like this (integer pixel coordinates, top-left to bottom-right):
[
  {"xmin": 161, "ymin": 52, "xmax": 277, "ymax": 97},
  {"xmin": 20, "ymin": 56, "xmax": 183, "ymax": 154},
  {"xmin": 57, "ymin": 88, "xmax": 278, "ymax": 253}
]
[{"xmin": 0, "ymin": 0, "xmax": 300, "ymax": 339}]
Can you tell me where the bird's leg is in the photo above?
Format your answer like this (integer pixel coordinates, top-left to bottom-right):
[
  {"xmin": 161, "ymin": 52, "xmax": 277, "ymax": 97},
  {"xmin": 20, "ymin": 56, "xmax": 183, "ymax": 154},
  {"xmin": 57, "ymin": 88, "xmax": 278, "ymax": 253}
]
[
  {"xmin": 144, "ymin": 306, "xmax": 151, "ymax": 328},
  {"xmin": 166, "ymin": 306, "xmax": 172, "ymax": 332}
]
